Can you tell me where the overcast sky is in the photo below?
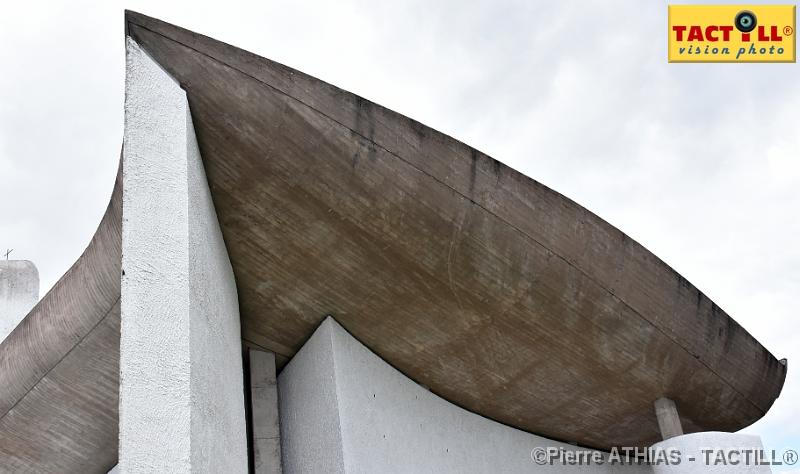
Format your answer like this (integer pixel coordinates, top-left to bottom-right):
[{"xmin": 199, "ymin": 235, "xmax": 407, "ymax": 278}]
[{"xmin": 1, "ymin": 0, "xmax": 797, "ymax": 467}]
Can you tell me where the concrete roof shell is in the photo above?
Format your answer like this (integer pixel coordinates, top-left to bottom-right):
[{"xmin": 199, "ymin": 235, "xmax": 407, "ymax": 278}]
[{"xmin": 0, "ymin": 11, "xmax": 786, "ymax": 472}]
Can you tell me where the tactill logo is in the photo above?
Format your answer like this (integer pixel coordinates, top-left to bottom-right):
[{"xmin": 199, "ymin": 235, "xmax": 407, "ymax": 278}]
[{"xmin": 668, "ymin": 5, "xmax": 796, "ymax": 62}]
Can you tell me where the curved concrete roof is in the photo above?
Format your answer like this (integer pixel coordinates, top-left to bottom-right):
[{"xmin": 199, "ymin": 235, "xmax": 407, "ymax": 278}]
[
  {"xmin": 0, "ymin": 169, "xmax": 120, "ymax": 473},
  {"xmin": 0, "ymin": 10, "xmax": 786, "ymax": 471}
]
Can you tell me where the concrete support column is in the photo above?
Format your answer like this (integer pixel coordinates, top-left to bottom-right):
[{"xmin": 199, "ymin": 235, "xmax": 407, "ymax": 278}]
[
  {"xmin": 654, "ymin": 398, "xmax": 683, "ymax": 440},
  {"xmin": 250, "ymin": 350, "xmax": 283, "ymax": 474},
  {"xmin": 120, "ymin": 37, "xmax": 247, "ymax": 473}
]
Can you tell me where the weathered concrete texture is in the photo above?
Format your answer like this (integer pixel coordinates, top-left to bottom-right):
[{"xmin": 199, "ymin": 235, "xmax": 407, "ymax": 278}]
[
  {"xmin": 120, "ymin": 38, "xmax": 247, "ymax": 473},
  {"xmin": 250, "ymin": 350, "xmax": 283, "ymax": 474},
  {"xmin": 654, "ymin": 398, "xmax": 683, "ymax": 440},
  {"xmin": 651, "ymin": 432, "xmax": 771, "ymax": 473},
  {"xmin": 0, "ymin": 12, "xmax": 786, "ymax": 471},
  {"xmin": 126, "ymin": 10, "xmax": 786, "ymax": 449},
  {"xmin": 0, "ymin": 169, "xmax": 121, "ymax": 474},
  {"xmin": 279, "ymin": 317, "xmax": 652, "ymax": 474},
  {"xmin": 0, "ymin": 260, "xmax": 39, "ymax": 342}
]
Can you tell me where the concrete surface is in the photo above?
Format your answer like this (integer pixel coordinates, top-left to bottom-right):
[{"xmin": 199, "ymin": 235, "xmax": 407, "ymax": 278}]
[
  {"xmin": 119, "ymin": 38, "xmax": 247, "ymax": 473},
  {"xmin": 0, "ymin": 11, "xmax": 787, "ymax": 472},
  {"xmin": 0, "ymin": 169, "xmax": 121, "ymax": 474},
  {"xmin": 250, "ymin": 350, "xmax": 283, "ymax": 474},
  {"xmin": 279, "ymin": 317, "xmax": 652, "ymax": 473},
  {"xmin": 126, "ymin": 10, "xmax": 786, "ymax": 449},
  {"xmin": 0, "ymin": 260, "xmax": 39, "ymax": 342},
  {"xmin": 651, "ymin": 432, "xmax": 771, "ymax": 473},
  {"xmin": 654, "ymin": 398, "xmax": 683, "ymax": 440}
]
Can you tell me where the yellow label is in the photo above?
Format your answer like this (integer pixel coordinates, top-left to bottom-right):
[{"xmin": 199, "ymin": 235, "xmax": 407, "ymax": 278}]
[{"xmin": 668, "ymin": 5, "xmax": 796, "ymax": 62}]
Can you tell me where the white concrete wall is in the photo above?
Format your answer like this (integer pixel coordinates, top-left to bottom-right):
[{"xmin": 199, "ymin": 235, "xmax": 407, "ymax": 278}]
[
  {"xmin": 186, "ymin": 92, "xmax": 249, "ymax": 474},
  {"xmin": 651, "ymin": 432, "xmax": 771, "ymax": 473},
  {"xmin": 278, "ymin": 321, "xmax": 346, "ymax": 474},
  {"xmin": 278, "ymin": 317, "xmax": 651, "ymax": 474},
  {"xmin": 120, "ymin": 37, "xmax": 247, "ymax": 473},
  {"xmin": 0, "ymin": 260, "xmax": 39, "ymax": 342}
]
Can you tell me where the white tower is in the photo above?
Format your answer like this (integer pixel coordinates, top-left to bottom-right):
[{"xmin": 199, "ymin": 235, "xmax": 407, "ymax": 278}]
[{"xmin": 0, "ymin": 260, "xmax": 39, "ymax": 342}]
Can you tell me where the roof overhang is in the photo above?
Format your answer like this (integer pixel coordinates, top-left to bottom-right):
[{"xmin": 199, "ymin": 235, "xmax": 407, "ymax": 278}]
[{"xmin": 0, "ymin": 10, "xmax": 786, "ymax": 472}]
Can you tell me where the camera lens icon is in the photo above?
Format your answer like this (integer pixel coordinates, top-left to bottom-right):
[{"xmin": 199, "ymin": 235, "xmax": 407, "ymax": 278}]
[{"xmin": 735, "ymin": 10, "xmax": 757, "ymax": 33}]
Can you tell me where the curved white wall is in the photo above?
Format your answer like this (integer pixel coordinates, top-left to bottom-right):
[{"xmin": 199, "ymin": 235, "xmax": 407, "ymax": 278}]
[
  {"xmin": 278, "ymin": 317, "xmax": 651, "ymax": 473},
  {"xmin": 651, "ymin": 432, "xmax": 771, "ymax": 473}
]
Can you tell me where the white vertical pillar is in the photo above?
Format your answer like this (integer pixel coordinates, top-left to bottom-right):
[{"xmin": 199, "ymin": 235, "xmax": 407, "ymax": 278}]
[
  {"xmin": 0, "ymin": 260, "xmax": 39, "ymax": 342},
  {"xmin": 120, "ymin": 37, "xmax": 247, "ymax": 473},
  {"xmin": 250, "ymin": 350, "xmax": 283, "ymax": 474},
  {"xmin": 654, "ymin": 397, "xmax": 683, "ymax": 440}
]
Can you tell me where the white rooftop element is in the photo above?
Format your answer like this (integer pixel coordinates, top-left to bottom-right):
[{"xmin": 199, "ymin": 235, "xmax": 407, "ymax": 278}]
[
  {"xmin": 0, "ymin": 260, "xmax": 39, "ymax": 342},
  {"xmin": 278, "ymin": 317, "xmax": 652, "ymax": 473}
]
